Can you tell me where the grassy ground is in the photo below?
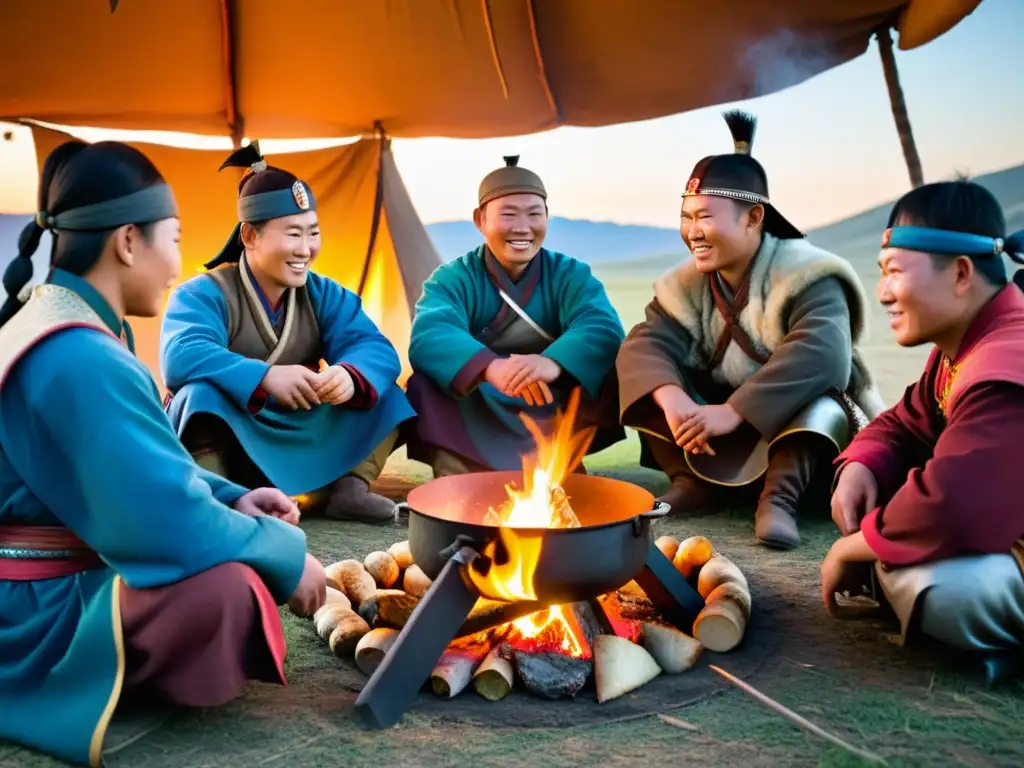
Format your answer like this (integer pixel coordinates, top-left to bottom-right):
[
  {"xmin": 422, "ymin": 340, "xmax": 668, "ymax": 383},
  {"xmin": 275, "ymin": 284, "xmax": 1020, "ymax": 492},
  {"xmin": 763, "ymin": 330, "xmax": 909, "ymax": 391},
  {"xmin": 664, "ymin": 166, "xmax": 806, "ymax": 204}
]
[{"xmin": 4, "ymin": 269, "xmax": 1024, "ymax": 767}]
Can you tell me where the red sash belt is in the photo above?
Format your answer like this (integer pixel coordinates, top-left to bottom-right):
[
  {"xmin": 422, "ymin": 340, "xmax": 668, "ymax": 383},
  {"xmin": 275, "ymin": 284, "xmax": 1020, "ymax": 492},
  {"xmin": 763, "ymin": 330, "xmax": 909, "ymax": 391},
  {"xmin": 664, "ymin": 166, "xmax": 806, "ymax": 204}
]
[{"xmin": 0, "ymin": 525, "xmax": 104, "ymax": 581}]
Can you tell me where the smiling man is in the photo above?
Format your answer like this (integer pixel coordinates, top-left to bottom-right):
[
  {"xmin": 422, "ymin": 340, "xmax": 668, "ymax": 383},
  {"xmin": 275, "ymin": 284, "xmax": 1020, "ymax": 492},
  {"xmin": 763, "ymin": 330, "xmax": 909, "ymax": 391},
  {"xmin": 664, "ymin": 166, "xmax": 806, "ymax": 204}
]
[
  {"xmin": 823, "ymin": 181, "xmax": 1024, "ymax": 679},
  {"xmin": 616, "ymin": 111, "xmax": 884, "ymax": 549},
  {"xmin": 404, "ymin": 156, "xmax": 625, "ymax": 477},
  {"xmin": 160, "ymin": 143, "xmax": 414, "ymax": 522}
]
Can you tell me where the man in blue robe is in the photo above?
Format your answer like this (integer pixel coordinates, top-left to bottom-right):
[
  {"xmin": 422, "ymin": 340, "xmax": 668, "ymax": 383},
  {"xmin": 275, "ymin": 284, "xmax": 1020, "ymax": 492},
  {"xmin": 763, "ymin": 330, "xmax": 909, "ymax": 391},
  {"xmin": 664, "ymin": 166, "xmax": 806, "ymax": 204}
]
[
  {"xmin": 0, "ymin": 138, "xmax": 325, "ymax": 767},
  {"xmin": 404, "ymin": 156, "xmax": 625, "ymax": 476},
  {"xmin": 161, "ymin": 143, "xmax": 415, "ymax": 522}
]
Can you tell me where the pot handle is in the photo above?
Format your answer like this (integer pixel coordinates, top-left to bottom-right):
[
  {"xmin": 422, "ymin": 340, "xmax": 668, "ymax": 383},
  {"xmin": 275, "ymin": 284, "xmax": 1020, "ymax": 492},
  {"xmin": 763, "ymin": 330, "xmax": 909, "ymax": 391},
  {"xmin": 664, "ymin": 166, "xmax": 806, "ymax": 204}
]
[
  {"xmin": 641, "ymin": 501, "xmax": 671, "ymax": 519},
  {"xmin": 393, "ymin": 501, "xmax": 410, "ymax": 525}
]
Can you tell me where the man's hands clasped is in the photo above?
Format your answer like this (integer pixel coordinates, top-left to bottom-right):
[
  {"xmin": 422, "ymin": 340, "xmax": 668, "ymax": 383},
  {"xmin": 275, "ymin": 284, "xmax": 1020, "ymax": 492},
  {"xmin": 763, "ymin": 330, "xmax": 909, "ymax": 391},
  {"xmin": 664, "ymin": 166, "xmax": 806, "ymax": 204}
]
[
  {"xmin": 260, "ymin": 363, "xmax": 356, "ymax": 410},
  {"xmin": 654, "ymin": 384, "xmax": 743, "ymax": 455},
  {"xmin": 485, "ymin": 354, "xmax": 561, "ymax": 406}
]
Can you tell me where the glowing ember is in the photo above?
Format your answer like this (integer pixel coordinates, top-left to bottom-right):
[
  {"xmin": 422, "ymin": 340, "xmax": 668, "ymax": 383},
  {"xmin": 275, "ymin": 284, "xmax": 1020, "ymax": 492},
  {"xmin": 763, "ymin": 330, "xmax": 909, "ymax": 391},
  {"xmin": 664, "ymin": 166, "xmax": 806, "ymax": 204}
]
[{"xmin": 510, "ymin": 606, "xmax": 591, "ymax": 659}]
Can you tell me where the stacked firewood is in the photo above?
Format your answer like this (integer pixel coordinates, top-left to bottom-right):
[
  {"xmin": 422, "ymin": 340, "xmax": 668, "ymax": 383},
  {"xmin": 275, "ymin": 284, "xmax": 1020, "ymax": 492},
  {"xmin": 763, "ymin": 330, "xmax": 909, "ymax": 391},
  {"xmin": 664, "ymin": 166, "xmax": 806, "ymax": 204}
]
[
  {"xmin": 654, "ymin": 534, "xmax": 752, "ymax": 653},
  {"xmin": 308, "ymin": 533, "xmax": 751, "ymax": 704},
  {"xmin": 310, "ymin": 541, "xmax": 434, "ymax": 673}
]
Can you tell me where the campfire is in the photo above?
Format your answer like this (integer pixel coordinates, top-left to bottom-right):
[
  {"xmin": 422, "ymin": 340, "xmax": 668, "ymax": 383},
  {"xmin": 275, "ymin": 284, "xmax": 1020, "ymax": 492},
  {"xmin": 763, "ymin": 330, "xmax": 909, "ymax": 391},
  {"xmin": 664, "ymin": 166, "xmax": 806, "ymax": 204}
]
[{"xmin": 308, "ymin": 391, "xmax": 752, "ymax": 723}]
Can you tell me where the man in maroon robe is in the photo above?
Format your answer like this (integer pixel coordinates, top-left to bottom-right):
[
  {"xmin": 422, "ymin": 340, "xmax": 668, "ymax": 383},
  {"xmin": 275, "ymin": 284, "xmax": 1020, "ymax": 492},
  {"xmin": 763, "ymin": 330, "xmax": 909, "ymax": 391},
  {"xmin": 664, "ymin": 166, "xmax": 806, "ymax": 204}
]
[{"xmin": 821, "ymin": 180, "xmax": 1024, "ymax": 683}]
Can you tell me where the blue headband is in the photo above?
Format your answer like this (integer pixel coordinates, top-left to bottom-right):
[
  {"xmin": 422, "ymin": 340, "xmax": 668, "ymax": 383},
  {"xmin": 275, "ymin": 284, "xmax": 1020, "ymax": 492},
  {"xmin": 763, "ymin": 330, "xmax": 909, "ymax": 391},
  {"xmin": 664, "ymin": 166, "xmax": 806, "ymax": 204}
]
[
  {"xmin": 881, "ymin": 226, "xmax": 1024, "ymax": 264},
  {"xmin": 237, "ymin": 180, "xmax": 316, "ymax": 222},
  {"xmin": 205, "ymin": 179, "xmax": 316, "ymax": 269}
]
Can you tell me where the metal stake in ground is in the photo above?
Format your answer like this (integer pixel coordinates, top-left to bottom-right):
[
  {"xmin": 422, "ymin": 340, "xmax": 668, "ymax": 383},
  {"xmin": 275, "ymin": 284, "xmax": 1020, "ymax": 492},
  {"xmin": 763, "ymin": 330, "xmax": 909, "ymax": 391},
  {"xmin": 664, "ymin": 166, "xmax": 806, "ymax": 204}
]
[{"xmin": 354, "ymin": 546, "xmax": 482, "ymax": 729}]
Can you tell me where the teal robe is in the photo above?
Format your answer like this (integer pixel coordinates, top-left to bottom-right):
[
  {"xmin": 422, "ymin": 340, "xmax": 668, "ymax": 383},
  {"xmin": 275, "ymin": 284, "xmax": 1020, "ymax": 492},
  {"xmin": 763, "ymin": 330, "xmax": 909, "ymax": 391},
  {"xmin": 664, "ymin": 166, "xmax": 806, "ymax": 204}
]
[
  {"xmin": 160, "ymin": 269, "xmax": 415, "ymax": 495},
  {"xmin": 0, "ymin": 271, "xmax": 307, "ymax": 767},
  {"xmin": 406, "ymin": 246, "xmax": 625, "ymax": 470}
]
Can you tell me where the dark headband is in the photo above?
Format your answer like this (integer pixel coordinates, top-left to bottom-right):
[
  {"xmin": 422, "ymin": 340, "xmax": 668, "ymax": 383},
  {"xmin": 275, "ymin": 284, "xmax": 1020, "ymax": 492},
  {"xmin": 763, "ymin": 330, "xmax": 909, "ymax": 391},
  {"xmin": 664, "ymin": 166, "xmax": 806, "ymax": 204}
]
[
  {"xmin": 1, "ymin": 182, "xmax": 180, "ymax": 328},
  {"xmin": 238, "ymin": 181, "xmax": 316, "ymax": 222},
  {"xmin": 36, "ymin": 183, "xmax": 179, "ymax": 231},
  {"xmin": 205, "ymin": 179, "xmax": 317, "ymax": 269}
]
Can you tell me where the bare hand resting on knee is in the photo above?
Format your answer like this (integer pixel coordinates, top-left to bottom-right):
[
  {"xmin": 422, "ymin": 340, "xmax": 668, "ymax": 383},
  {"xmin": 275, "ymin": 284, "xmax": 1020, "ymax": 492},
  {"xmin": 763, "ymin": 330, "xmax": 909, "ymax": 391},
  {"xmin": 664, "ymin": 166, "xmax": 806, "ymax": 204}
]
[
  {"xmin": 288, "ymin": 554, "xmax": 327, "ymax": 617},
  {"xmin": 261, "ymin": 365, "xmax": 321, "ymax": 410},
  {"xmin": 831, "ymin": 462, "xmax": 878, "ymax": 535},
  {"xmin": 234, "ymin": 488, "xmax": 301, "ymax": 526}
]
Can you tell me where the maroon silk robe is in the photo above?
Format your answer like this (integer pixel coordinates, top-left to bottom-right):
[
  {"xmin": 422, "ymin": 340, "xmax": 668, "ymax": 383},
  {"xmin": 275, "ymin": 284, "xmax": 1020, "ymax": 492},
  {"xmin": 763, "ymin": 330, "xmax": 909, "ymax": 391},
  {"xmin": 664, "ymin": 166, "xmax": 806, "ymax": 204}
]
[{"xmin": 835, "ymin": 285, "xmax": 1024, "ymax": 566}]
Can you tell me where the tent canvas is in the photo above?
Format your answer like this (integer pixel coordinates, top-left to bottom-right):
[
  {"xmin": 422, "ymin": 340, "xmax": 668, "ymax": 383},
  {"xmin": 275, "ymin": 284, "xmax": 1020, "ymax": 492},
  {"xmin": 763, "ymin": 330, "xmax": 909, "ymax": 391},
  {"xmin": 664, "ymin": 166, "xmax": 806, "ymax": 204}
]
[
  {"xmin": 0, "ymin": 1, "xmax": 981, "ymax": 140},
  {"xmin": 20, "ymin": 125, "xmax": 441, "ymax": 387}
]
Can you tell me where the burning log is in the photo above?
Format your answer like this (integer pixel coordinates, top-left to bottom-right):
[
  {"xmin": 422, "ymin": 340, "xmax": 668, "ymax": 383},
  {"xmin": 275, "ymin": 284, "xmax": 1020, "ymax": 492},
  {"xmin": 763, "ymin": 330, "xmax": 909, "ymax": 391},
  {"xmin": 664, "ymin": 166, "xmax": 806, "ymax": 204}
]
[
  {"xmin": 640, "ymin": 622, "xmax": 703, "ymax": 674},
  {"xmin": 354, "ymin": 628, "xmax": 400, "ymax": 675},
  {"xmin": 513, "ymin": 651, "xmax": 591, "ymax": 699},
  {"xmin": 672, "ymin": 536, "xmax": 714, "ymax": 580},
  {"xmin": 614, "ymin": 591, "xmax": 660, "ymax": 624},
  {"xmin": 387, "ymin": 540, "xmax": 414, "ymax": 571},
  {"xmin": 457, "ymin": 598, "xmax": 548, "ymax": 638},
  {"xmin": 473, "ymin": 644, "xmax": 515, "ymax": 701},
  {"xmin": 548, "ymin": 486, "xmax": 581, "ymax": 528},
  {"xmin": 571, "ymin": 601, "xmax": 606, "ymax": 649},
  {"xmin": 593, "ymin": 635, "xmax": 662, "ymax": 703},
  {"xmin": 431, "ymin": 640, "xmax": 492, "ymax": 698},
  {"xmin": 618, "ymin": 580, "xmax": 647, "ymax": 599},
  {"xmin": 402, "ymin": 564, "xmax": 433, "ymax": 597},
  {"xmin": 363, "ymin": 551, "xmax": 400, "ymax": 588},
  {"xmin": 693, "ymin": 555, "xmax": 751, "ymax": 652}
]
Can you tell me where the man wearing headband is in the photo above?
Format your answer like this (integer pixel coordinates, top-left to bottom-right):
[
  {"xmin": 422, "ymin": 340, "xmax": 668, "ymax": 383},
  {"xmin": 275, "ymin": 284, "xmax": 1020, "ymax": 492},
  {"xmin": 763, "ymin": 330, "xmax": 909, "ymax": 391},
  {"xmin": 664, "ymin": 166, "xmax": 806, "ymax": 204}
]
[
  {"xmin": 1, "ymin": 140, "xmax": 325, "ymax": 767},
  {"xmin": 160, "ymin": 143, "xmax": 415, "ymax": 523},
  {"xmin": 616, "ymin": 111, "xmax": 884, "ymax": 550},
  {"xmin": 404, "ymin": 156, "xmax": 625, "ymax": 477},
  {"xmin": 821, "ymin": 180, "xmax": 1024, "ymax": 680}
]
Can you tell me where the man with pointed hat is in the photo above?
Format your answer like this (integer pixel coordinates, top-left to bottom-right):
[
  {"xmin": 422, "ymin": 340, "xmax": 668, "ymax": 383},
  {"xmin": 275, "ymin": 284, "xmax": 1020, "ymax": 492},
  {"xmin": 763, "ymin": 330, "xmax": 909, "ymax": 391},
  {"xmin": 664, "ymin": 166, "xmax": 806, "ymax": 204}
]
[
  {"xmin": 616, "ymin": 111, "xmax": 885, "ymax": 550},
  {"xmin": 160, "ymin": 142, "xmax": 415, "ymax": 523},
  {"xmin": 404, "ymin": 156, "xmax": 625, "ymax": 477}
]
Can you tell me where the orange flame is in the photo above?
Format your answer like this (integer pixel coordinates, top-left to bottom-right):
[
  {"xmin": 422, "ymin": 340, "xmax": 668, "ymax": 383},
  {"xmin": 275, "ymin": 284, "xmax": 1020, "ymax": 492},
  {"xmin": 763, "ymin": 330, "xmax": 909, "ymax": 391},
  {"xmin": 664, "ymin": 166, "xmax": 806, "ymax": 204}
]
[
  {"xmin": 466, "ymin": 389, "xmax": 596, "ymax": 651},
  {"xmin": 509, "ymin": 605, "xmax": 591, "ymax": 659}
]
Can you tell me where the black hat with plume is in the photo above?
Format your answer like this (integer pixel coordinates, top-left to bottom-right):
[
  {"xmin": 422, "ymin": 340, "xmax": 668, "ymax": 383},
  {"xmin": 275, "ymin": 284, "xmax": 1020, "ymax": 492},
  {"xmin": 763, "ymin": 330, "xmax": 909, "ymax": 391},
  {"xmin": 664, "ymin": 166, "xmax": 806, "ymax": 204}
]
[
  {"xmin": 682, "ymin": 111, "xmax": 803, "ymax": 240},
  {"xmin": 205, "ymin": 141, "xmax": 317, "ymax": 269}
]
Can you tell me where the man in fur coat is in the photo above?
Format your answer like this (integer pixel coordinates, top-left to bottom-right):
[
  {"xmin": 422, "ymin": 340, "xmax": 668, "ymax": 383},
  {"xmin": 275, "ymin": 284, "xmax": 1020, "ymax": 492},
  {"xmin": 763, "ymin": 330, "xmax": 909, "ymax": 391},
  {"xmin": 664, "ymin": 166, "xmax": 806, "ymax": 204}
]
[{"xmin": 616, "ymin": 111, "xmax": 885, "ymax": 550}]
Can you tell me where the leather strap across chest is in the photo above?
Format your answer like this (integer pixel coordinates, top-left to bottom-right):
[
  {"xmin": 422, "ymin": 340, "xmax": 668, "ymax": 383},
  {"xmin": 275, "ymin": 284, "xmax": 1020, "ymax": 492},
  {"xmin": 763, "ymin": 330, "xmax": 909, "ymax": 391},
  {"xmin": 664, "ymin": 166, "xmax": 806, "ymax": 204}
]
[{"xmin": 708, "ymin": 269, "xmax": 769, "ymax": 368}]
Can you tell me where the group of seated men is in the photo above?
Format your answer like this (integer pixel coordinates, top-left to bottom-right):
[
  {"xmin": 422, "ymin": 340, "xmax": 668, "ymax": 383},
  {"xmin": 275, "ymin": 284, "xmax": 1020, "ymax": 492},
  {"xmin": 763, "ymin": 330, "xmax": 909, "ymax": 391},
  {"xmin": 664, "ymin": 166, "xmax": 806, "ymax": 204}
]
[
  {"xmin": 159, "ymin": 112, "xmax": 1024, "ymax": 670},
  {"xmin": 1, "ymin": 108, "xmax": 1022, "ymax": 768}
]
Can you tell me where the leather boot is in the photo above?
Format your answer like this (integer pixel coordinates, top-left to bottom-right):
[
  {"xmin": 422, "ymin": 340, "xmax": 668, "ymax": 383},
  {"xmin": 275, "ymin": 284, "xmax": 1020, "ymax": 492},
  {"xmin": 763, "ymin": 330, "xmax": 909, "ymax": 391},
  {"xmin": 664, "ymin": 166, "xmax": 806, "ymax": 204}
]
[
  {"xmin": 657, "ymin": 472, "xmax": 719, "ymax": 516},
  {"xmin": 754, "ymin": 435, "xmax": 822, "ymax": 550},
  {"xmin": 325, "ymin": 475, "xmax": 396, "ymax": 523}
]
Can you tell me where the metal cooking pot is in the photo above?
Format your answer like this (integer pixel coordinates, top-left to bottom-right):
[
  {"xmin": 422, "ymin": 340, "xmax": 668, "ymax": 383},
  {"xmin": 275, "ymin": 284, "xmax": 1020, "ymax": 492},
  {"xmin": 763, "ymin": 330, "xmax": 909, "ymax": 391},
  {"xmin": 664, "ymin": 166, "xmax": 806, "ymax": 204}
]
[{"xmin": 403, "ymin": 471, "xmax": 669, "ymax": 604}]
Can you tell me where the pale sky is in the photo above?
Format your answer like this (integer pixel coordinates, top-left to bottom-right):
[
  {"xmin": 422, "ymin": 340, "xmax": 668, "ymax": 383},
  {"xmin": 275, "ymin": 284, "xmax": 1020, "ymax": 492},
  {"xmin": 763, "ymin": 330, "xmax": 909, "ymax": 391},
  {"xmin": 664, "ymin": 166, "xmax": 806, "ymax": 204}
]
[{"xmin": 1, "ymin": 0, "xmax": 1022, "ymax": 232}]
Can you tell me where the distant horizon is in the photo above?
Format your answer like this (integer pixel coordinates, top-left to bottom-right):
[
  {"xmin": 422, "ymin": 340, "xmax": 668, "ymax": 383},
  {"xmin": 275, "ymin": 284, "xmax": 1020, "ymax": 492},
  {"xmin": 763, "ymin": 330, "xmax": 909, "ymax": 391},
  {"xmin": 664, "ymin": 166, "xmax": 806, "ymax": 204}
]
[
  {"xmin": 1, "ymin": 153, "xmax": 1020, "ymax": 235},
  {"xmin": 1, "ymin": 0, "xmax": 1022, "ymax": 232}
]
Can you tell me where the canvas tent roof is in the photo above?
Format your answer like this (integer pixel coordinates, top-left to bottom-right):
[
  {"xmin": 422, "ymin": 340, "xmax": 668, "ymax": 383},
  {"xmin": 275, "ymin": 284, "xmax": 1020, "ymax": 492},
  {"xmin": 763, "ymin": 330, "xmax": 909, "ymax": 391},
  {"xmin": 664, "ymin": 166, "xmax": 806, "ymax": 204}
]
[
  {"xmin": 22, "ymin": 125, "xmax": 441, "ymax": 387},
  {"xmin": 0, "ymin": 1, "xmax": 981, "ymax": 141}
]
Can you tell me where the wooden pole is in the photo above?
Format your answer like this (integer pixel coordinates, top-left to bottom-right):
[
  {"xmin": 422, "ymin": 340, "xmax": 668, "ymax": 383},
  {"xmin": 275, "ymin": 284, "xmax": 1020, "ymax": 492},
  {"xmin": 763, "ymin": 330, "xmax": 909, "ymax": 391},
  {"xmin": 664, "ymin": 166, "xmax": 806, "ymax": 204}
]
[
  {"xmin": 220, "ymin": 0, "xmax": 244, "ymax": 149},
  {"xmin": 876, "ymin": 26, "xmax": 924, "ymax": 188}
]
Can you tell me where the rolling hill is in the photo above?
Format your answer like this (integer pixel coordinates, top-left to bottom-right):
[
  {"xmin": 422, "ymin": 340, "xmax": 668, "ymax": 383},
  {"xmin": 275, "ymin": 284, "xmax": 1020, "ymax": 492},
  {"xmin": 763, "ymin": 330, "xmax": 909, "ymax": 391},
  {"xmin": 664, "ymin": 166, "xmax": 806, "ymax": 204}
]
[{"xmin": 3, "ymin": 162, "xmax": 1020, "ymax": 279}]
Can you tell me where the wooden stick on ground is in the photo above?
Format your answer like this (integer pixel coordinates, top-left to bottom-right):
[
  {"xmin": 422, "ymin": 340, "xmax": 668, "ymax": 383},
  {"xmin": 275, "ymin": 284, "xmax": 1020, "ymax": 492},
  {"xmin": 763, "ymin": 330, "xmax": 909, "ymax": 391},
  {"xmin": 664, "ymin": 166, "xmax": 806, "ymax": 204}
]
[
  {"xmin": 656, "ymin": 713, "xmax": 699, "ymax": 732},
  {"xmin": 708, "ymin": 665, "xmax": 887, "ymax": 765}
]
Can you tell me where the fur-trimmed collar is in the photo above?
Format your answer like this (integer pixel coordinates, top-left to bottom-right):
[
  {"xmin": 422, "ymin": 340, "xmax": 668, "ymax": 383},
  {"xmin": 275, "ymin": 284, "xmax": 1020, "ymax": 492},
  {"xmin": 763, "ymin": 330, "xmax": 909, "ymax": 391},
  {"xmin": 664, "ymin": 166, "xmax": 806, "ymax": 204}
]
[{"xmin": 652, "ymin": 234, "xmax": 885, "ymax": 418}]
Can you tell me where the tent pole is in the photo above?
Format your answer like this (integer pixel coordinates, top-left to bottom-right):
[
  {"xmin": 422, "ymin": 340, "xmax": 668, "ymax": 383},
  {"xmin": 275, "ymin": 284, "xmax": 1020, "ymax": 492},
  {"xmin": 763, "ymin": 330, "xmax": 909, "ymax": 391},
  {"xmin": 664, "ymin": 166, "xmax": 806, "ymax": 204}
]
[
  {"xmin": 876, "ymin": 25, "xmax": 924, "ymax": 188},
  {"xmin": 220, "ymin": 0, "xmax": 243, "ymax": 148}
]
